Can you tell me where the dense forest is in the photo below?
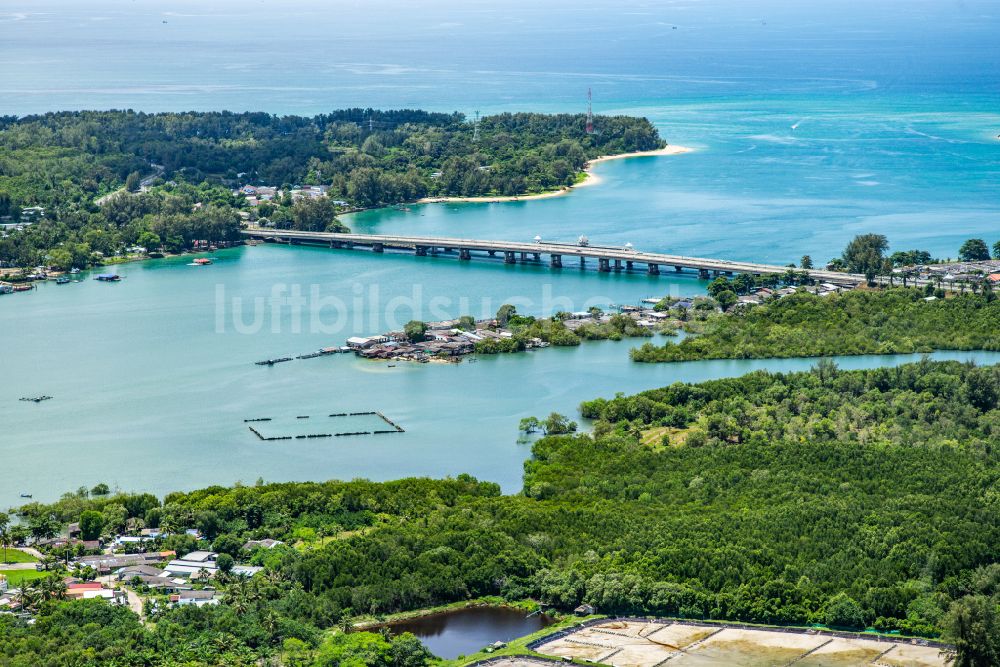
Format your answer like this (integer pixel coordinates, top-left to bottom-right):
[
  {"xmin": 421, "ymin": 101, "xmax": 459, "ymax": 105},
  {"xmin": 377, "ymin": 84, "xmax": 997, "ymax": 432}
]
[
  {"xmin": 6, "ymin": 360, "xmax": 999, "ymax": 664},
  {"xmin": 0, "ymin": 109, "xmax": 663, "ymax": 268},
  {"xmin": 632, "ymin": 288, "xmax": 1000, "ymax": 362}
]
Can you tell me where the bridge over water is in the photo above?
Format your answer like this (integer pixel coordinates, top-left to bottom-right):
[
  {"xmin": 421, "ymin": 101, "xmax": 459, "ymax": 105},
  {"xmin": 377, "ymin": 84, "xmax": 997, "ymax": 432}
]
[{"xmin": 242, "ymin": 228, "xmax": 867, "ymax": 285}]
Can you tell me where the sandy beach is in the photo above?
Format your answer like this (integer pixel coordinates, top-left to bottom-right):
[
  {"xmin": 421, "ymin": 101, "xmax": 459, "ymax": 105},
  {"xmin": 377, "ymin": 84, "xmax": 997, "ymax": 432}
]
[{"xmin": 416, "ymin": 144, "xmax": 692, "ymax": 204}]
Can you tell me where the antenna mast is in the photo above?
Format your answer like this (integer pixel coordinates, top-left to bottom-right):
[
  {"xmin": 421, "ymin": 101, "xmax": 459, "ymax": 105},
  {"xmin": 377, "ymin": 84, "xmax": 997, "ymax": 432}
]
[{"xmin": 586, "ymin": 88, "xmax": 594, "ymax": 135}]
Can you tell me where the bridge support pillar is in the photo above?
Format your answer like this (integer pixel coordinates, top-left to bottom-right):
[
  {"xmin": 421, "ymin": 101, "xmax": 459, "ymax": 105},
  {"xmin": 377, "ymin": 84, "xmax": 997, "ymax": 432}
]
[
  {"xmin": 579, "ymin": 257, "xmax": 586, "ymax": 269},
  {"xmin": 626, "ymin": 260, "xmax": 634, "ymax": 270},
  {"xmin": 533, "ymin": 252, "xmax": 540, "ymax": 261},
  {"xmin": 698, "ymin": 268, "xmax": 710, "ymax": 279},
  {"xmin": 329, "ymin": 240, "xmax": 336, "ymax": 248},
  {"xmin": 614, "ymin": 259, "xmax": 622, "ymax": 271},
  {"xmin": 648, "ymin": 263, "xmax": 660, "ymax": 275},
  {"xmin": 504, "ymin": 251, "xmax": 516, "ymax": 264},
  {"xmin": 725, "ymin": 271, "xmax": 733, "ymax": 277},
  {"xmin": 372, "ymin": 243, "xmax": 384, "ymax": 253},
  {"xmin": 520, "ymin": 252, "xmax": 528, "ymax": 262},
  {"xmin": 675, "ymin": 265, "xmax": 683, "ymax": 272},
  {"xmin": 459, "ymin": 248, "xmax": 471, "ymax": 260},
  {"xmin": 289, "ymin": 239, "xmax": 298, "ymax": 245},
  {"xmin": 598, "ymin": 258, "xmax": 610, "ymax": 272},
  {"xmin": 487, "ymin": 250, "xmax": 496, "ymax": 257},
  {"xmin": 416, "ymin": 246, "xmax": 428, "ymax": 257},
  {"xmin": 551, "ymin": 254, "xmax": 562, "ymax": 268}
]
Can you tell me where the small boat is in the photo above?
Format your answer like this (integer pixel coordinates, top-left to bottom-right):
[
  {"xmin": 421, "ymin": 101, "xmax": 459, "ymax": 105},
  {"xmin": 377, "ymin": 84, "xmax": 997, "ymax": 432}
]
[
  {"xmin": 69, "ymin": 268, "xmax": 80, "ymax": 274},
  {"xmin": 193, "ymin": 258, "xmax": 213, "ymax": 265},
  {"xmin": 55, "ymin": 276, "xmax": 71, "ymax": 284},
  {"xmin": 12, "ymin": 284, "xmax": 35, "ymax": 291},
  {"xmin": 387, "ymin": 364, "xmax": 396, "ymax": 367},
  {"xmin": 19, "ymin": 493, "xmax": 32, "ymax": 498},
  {"xmin": 95, "ymin": 274, "xmax": 121, "ymax": 282}
]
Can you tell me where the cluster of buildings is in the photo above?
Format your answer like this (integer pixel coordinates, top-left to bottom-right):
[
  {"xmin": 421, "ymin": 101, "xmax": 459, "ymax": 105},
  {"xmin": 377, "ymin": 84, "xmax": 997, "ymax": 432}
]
[
  {"xmin": 345, "ymin": 318, "xmax": 551, "ymax": 362},
  {"xmin": 0, "ymin": 206, "xmax": 44, "ymax": 234},
  {"xmin": 909, "ymin": 259, "xmax": 1000, "ymax": 286},
  {"xmin": 738, "ymin": 282, "xmax": 847, "ymax": 306},
  {"xmin": 343, "ymin": 306, "xmax": 694, "ymax": 364},
  {"xmin": 0, "ymin": 527, "xmax": 286, "ymax": 617},
  {"xmin": 237, "ymin": 184, "xmax": 345, "ymax": 208}
]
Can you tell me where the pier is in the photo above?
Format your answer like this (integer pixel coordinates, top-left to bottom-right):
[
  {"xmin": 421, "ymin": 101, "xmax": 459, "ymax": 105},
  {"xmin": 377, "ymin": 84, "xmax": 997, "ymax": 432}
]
[{"xmin": 242, "ymin": 228, "xmax": 867, "ymax": 285}]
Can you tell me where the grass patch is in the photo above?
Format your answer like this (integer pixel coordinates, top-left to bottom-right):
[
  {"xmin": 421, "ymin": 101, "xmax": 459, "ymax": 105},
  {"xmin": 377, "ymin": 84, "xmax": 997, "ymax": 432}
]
[
  {"xmin": 639, "ymin": 426, "xmax": 690, "ymax": 449},
  {"xmin": 0, "ymin": 549, "xmax": 38, "ymax": 564},
  {"xmin": 0, "ymin": 569, "xmax": 47, "ymax": 586}
]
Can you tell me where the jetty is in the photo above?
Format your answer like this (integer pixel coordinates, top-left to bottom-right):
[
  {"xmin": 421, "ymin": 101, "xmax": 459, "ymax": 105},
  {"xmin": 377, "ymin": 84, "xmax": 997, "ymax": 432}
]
[
  {"xmin": 255, "ymin": 357, "xmax": 293, "ymax": 366},
  {"xmin": 242, "ymin": 228, "xmax": 867, "ymax": 285}
]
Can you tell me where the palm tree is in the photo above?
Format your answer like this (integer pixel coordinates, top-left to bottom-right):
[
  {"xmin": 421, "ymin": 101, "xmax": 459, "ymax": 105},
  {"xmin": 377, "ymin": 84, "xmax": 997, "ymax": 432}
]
[
  {"xmin": 0, "ymin": 512, "xmax": 10, "ymax": 564},
  {"xmin": 38, "ymin": 574, "xmax": 67, "ymax": 601},
  {"xmin": 16, "ymin": 582, "xmax": 42, "ymax": 613}
]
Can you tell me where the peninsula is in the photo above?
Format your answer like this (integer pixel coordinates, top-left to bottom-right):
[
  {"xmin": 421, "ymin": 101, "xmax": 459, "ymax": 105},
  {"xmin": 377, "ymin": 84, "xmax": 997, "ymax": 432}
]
[{"xmin": 0, "ymin": 109, "xmax": 666, "ymax": 271}]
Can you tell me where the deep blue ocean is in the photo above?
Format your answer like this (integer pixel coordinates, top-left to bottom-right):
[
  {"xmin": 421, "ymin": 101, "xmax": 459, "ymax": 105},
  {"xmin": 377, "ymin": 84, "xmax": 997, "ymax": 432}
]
[{"xmin": 3, "ymin": 0, "xmax": 998, "ymax": 259}]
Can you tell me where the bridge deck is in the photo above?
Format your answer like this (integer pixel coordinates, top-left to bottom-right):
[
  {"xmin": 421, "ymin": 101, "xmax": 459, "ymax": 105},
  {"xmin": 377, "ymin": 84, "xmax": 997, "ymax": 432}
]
[{"xmin": 242, "ymin": 229, "xmax": 865, "ymax": 284}]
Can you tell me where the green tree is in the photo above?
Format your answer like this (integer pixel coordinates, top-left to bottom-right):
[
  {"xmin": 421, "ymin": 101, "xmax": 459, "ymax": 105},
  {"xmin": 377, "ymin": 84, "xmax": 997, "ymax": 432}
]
[
  {"xmin": 215, "ymin": 552, "xmax": 235, "ymax": 574},
  {"xmin": 519, "ymin": 416, "xmax": 542, "ymax": 434},
  {"xmin": 291, "ymin": 197, "xmax": 347, "ymax": 233},
  {"xmin": 707, "ymin": 276, "xmax": 733, "ymax": 298},
  {"xmin": 715, "ymin": 290, "xmax": 738, "ymax": 311},
  {"xmin": 942, "ymin": 596, "xmax": 1000, "ymax": 667},
  {"xmin": 124, "ymin": 171, "xmax": 142, "ymax": 193},
  {"xmin": 403, "ymin": 320, "xmax": 428, "ymax": 343},
  {"xmin": 47, "ymin": 248, "xmax": 73, "ymax": 271},
  {"xmin": 101, "ymin": 503, "xmax": 128, "ymax": 535},
  {"xmin": 90, "ymin": 483, "xmax": 110, "ymax": 496},
  {"xmin": 732, "ymin": 273, "xmax": 755, "ymax": 295},
  {"xmin": 993, "ymin": 240, "xmax": 1000, "ymax": 260},
  {"xmin": 496, "ymin": 304, "xmax": 517, "ymax": 327},
  {"xmin": 212, "ymin": 533, "xmax": 244, "ymax": 558},
  {"xmin": 800, "ymin": 255, "xmax": 813, "ymax": 269},
  {"xmin": 29, "ymin": 514, "xmax": 60, "ymax": 541},
  {"xmin": 136, "ymin": 231, "xmax": 160, "ymax": 252},
  {"xmin": 79, "ymin": 511, "xmax": 104, "ymax": 541},
  {"xmin": 543, "ymin": 412, "xmax": 578, "ymax": 435},
  {"xmin": 958, "ymin": 239, "xmax": 990, "ymax": 262},
  {"xmin": 823, "ymin": 593, "xmax": 866, "ymax": 629},
  {"xmin": 457, "ymin": 315, "xmax": 476, "ymax": 330},
  {"xmin": 842, "ymin": 233, "xmax": 889, "ymax": 285}
]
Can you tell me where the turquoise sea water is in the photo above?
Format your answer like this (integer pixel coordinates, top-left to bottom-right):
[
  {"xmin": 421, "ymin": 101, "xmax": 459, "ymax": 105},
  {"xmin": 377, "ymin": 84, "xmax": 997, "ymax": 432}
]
[
  {"xmin": 1, "ymin": 0, "xmax": 999, "ymax": 504},
  {"xmin": 3, "ymin": 246, "xmax": 1000, "ymax": 506}
]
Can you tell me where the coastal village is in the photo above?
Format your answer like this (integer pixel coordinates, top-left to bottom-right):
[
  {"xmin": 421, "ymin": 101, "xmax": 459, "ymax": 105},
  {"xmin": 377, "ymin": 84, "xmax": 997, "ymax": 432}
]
[{"xmin": 0, "ymin": 525, "xmax": 284, "ymax": 619}]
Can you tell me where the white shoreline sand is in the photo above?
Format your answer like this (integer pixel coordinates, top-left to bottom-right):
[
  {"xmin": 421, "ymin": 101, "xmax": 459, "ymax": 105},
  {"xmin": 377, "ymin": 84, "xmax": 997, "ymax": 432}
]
[{"xmin": 415, "ymin": 144, "xmax": 692, "ymax": 204}]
